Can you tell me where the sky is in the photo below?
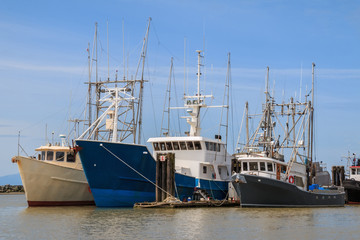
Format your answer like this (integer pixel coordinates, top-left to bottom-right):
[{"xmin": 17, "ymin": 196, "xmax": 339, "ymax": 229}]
[{"xmin": 1, "ymin": 0, "xmax": 360, "ymax": 177}]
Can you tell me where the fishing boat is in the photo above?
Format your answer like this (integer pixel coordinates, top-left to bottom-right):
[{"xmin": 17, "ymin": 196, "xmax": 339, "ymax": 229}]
[
  {"xmin": 147, "ymin": 51, "xmax": 232, "ymax": 201},
  {"xmin": 76, "ymin": 49, "xmax": 232, "ymax": 207},
  {"xmin": 341, "ymin": 154, "xmax": 360, "ymax": 204},
  {"xmin": 231, "ymin": 64, "xmax": 345, "ymax": 207},
  {"xmin": 11, "ymin": 135, "xmax": 94, "ymax": 206}
]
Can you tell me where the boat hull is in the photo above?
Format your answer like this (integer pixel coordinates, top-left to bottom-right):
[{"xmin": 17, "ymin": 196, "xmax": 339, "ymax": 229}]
[
  {"xmin": 76, "ymin": 140, "xmax": 228, "ymax": 207},
  {"xmin": 232, "ymin": 174, "xmax": 344, "ymax": 207},
  {"xmin": 343, "ymin": 179, "xmax": 360, "ymax": 204},
  {"xmin": 14, "ymin": 156, "xmax": 94, "ymax": 206}
]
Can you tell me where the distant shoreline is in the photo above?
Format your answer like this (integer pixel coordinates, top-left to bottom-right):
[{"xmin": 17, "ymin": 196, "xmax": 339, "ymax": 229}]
[{"xmin": 0, "ymin": 192, "xmax": 24, "ymax": 195}]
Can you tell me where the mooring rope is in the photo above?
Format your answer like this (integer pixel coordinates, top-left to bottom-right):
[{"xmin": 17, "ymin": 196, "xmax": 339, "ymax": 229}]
[{"xmin": 100, "ymin": 144, "xmax": 176, "ymax": 199}]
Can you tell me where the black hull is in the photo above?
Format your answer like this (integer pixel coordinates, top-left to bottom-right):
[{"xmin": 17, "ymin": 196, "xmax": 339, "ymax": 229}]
[
  {"xmin": 343, "ymin": 179, "xmax": 360, "ymax": 204},
  {"xmin": 232, "ymin": 174, "xmax": 345, "ymax": 207}
]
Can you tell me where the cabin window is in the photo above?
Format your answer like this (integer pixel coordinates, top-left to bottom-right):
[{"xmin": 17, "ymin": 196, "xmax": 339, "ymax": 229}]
[
  {"xmin": 216, "ymin": 144, "xmax": 221, "ymax": 152},
  {"xmin": 203, "ymin": 166, "xmax": 207, "ymax": 174},
  {"xmin": 357, "ymin": 169, "xmax": 360, "ymax": 175},
  {"xmin": 179, "ymin": 142, "xmax": 187, "ymax": 150},
  {"xmin": 67, "ymin": 153, "xmax": 75, "ymax": 162},
  {"xmin": 47, "ymin": 151, "xmax": 54, "ymax": 161},
  {"xmin": 56, "ymin": 152, "xmax": 64, "ymax": 161},
  {"xmin": 218, "ymin": 167, "xmax": 221, "ymax": 175},
  {"xmin": 352, "ymin": 169, "xmax": 356, "ymax": 175},
  {"xmin": 160, "ymin": 142, "xmax": 166, "ymax": 151},
  {"xmin": 173, "ymin": 142, "xmax": 180, "ymax": 150},
  {"xmin": 187, "ymin": 141, "xmax": 194, "ymax": 150},
  {"xmin": 249, "ymin": 162, "xmax": 258, "ymax": 171},
  {"xmin": 205, "ymin": 142, "xmax": 210, "ymax": 150},
  {"xmin": 166, "ymin": 142, "xmax": 173, "ymax": 150},
  {"xmin": 260, "ymin": 162, "xmax": 266, "ymax": 171},
  {"xmin": 41, "ymin": 151, "xmax": 46, "ymax": 160},
  {"xmin": 243, "ymin": 162, "xmax": 248, "ymax": 171},
  {"xmin": 281, "ymin": 165, "xmax": 287, "ymax": 173},
  {"xmin": 194, "ymin": 141, "xmax": 202, "ymax": 150},
  {"xmin": 267, "ymin": 162, "xmax": 273, "ymax": 172},
  {"xmin": 153, "ymin": 142, "xmax": 160, "ymax": 151}
]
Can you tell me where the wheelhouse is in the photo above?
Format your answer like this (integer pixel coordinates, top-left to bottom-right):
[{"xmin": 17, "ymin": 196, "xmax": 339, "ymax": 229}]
[
  {"xmin": 233, "ymin": 152, "xmax": 307, "ymax": 190},
  {"xmin": 35, "ymin": 145, "xmax": 76, "ymax": 163}
]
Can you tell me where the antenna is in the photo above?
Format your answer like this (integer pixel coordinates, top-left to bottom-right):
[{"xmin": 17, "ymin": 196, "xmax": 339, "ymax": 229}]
[
  {"xmin": 184, "ymin": 37, "xmax": 186, "ymax": 98},
  {"xmin": 107, "ymin": 20, "xmax": 110, "ymax": 81},
  {"xmin": 122, "ymin": 19, "xmax": 126, "ymax": 80}
]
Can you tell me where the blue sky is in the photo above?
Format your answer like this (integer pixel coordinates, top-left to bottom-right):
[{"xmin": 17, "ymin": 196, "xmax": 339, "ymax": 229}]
[{"xmin": 1, "ymin": 0, "xmax": 360, "ymax": 177}]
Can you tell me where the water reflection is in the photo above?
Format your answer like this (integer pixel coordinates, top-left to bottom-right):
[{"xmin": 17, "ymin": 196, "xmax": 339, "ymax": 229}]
[{"xmin": 1, "ymin": 195, "xmax": 360, "ymax": 240}]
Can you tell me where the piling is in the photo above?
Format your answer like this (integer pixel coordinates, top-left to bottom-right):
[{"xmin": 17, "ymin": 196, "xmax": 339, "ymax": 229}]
[
  {"xmin": 332, "ymin": 166, "xmax": 345, "ymax": 186},
  {"xmin": 156, "ymin": 153, "xmax": 175, "ymax": 202}
]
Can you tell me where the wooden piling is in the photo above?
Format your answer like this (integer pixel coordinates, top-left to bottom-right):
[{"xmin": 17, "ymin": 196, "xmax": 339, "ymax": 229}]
[{"xmin": 156, "ymin": 153, "xmax": 175, "ymax": 202}]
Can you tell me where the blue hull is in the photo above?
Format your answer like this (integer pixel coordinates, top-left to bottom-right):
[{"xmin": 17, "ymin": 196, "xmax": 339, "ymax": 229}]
[{"xmin": 76, "ymin": 140, "xmax": 228, "ymax": 207}]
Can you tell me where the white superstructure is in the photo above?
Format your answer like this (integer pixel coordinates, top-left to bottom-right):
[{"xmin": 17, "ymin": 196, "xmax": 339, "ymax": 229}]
[{"xmin": 148, "ymin": 50, "xmax": 231, "ymax": 182}]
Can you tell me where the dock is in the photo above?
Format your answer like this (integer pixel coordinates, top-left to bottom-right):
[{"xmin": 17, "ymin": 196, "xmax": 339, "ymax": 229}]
[{"xmin": 134, "ymin": 199, "xmax": 240, "ymax": 208}]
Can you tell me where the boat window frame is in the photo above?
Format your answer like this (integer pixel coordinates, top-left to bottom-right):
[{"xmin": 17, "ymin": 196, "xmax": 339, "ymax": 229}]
[
  {"xmin": 242, "ymin": 162, "xmax": 248, "ymax": 171},
  {"xmin": 187, "ymin": 141, "xmax": 194, "ymax": 150},
  {"xmin": 216, "ymin": 143, "xmax": 221, "ymax": 152},
  {"xmin": 46, "ymin": 151, "xmax": 54, "ymax": 161},
  {"xmin": 173, "ymin": 142, "xmax": 180, "ymax": 150},
  {"xmin": 55, "ymin": 151, "xmax": 65, "ymax": 161},
  {"xmin": 66, "ymin": 152, "xmax": 75, "ymax": 162},
  {"xmin": 166, "ymin": 142, "xmax": 173, "ymax": 151},
  {"xmin": 160, "ymin": 142, "xmax": 166, "ymax": 151},
  {"xmin": 41, "ymin": 151, "xmax": 46, "ymax": 161},
  {"xmin": 153, "ymin": 142, "xmax": 160, "ymax": 151},
  {"xmin": 203, "ymin": 166, "xmax": 207, "ymax": 174},
  {"xmin": 357, "ymin": 169, "xmax": 360, "ymax": 175},
  {"xmin": 179, "ymin": 141, "xmax": 187, "ymax": 150},
  {"xmin": 267, "ymin": 162, "xmax": 274, "ymax": 172},
  {"xmin": 351, "ymin": 168, "xmax": 356, "ymax": 175},
  {"xmin": 194, "ymin": 141, "xmax": 202, "ymax": 150},
  {"xmin": 249, "ymin": 162, "xmax": 258, "ymax": 171},
  {"xmin": 260, "ymin": 162, "xmax": 266, "ymax": 171},
  {"xmin": 205, "ymin": 142, "xmax": 210, "ymax": 150}
]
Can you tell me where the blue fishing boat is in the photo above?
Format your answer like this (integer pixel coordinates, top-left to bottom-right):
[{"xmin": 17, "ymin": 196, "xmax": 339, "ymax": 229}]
[{"xmin": 76, "ymin": 48, "xmax": 231, "ymax": 207}]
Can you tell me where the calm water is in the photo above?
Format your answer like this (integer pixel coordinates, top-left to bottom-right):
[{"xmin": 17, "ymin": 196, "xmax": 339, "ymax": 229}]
[{"xmin": 1, "ymin": 194, "xmax": 359, "ymax": 240}]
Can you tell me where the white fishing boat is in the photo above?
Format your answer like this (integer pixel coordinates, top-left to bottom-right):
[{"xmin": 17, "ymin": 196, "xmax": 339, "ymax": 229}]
[
  {"xmin": 12, "ymin": 135, "xmax": 94, "ymax": 206},
  {"xmin": 147, "ymin": 50, "xmax": 232, "ymax": 200}
]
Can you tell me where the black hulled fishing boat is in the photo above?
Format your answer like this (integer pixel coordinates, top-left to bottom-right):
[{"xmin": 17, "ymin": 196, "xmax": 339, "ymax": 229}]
[{"xmin": 231, "ymin": 64, "xmax": 344, "ymax": 207}]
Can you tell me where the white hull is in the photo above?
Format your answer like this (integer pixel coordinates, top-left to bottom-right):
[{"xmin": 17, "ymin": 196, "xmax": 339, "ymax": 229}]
[{"xmin": 14, "ymin": 156, "xmax": 94, "ymax": 206}]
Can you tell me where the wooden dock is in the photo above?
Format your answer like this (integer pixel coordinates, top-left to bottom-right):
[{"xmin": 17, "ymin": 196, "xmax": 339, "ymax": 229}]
[{"xmin": 134, "ymin": 200, "xmax": 240, "ymax": 208}]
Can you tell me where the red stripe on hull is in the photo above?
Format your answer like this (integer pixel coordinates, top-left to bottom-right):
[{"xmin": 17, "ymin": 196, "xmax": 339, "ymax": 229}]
[
  {"xmin": 347, "ymin": 201, "xmax": 360, "ymax": 205},
  {"xmin": 28, "ymin": 200, "xmax": 95, "ymax": 207}
]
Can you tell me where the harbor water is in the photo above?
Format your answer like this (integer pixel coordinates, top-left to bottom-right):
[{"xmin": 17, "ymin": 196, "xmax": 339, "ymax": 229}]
[{"xmin": 1, "ymin": 194, "xmax": 359, "ymax": 240}]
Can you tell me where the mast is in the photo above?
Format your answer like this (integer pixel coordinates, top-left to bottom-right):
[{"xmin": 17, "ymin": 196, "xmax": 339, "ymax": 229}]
[
  {"xmin": 310, "ymin": 62, "xmax": 315, "ymax": 163},
  {"xmin": 87, "ymin": 42, "xmax": 92, "ymax": 128},
  {"xmin": 135, "ymin": 17, "xmax": 151, "ymax": 144},
  {"xmin": 160, "ymin": 57, "xmax": 173, "ymax": 136},
  {"xmin": 94, "ymin": 22, "xmax": 100, "ymax": 140},
  {"xmin": 245, "ymin": 101, "xmax": 249, "ymax": 149}
]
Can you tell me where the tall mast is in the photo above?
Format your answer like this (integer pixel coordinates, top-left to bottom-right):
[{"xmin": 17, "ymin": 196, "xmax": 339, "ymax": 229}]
[
  {"xmin": 94, "ymin": 22, "xmax": 100, "ymax": 140},
  {"xmin": 87, "ymin": 42, "xmax": 92, "ymax": 128},
  {"xmin": 310, "ymin": 62, "xmax": 315, "ymax": 162},
  {"xmin": 135, "ymin": 17, "xmax": 151, "ymax": 144},
  {"xmin": 225, "ymin": 52, "xmax": 231, "ymax": 149}
]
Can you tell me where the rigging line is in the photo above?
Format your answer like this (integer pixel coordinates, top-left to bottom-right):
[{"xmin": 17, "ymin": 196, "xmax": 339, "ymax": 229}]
[
  {"xmin": 100, "ymin": 144, "xmax": 176, "ymax": 198},
  {"xmin": 151, "ymin": 22, "xmax": 180, "ymax": 60}
]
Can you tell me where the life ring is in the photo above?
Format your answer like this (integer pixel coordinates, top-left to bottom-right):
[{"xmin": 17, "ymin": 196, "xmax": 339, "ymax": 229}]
[{"xmin": 288, "ymin": 176, "xmax": 295, "ymax": 184}]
